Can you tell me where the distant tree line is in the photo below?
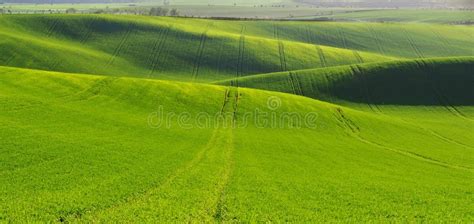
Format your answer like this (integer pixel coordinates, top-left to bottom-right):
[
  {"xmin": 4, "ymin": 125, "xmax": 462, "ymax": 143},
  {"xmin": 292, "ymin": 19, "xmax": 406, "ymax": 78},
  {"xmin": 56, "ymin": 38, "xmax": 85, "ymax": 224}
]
[{"xmin": 149, "ymin": 7, "xmax": 178, "ymax": 16}]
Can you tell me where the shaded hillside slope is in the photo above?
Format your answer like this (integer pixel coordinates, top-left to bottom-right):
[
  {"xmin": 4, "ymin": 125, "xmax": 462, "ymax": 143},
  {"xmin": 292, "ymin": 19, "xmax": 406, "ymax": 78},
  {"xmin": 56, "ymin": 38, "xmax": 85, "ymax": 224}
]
[
  {"xmin": 1, "ymin": 15, "xmax": 473, "ymax": 82},
  {"xmin": 223, "ymin": 57, "xmax": 474, "ymax": 107},
  {"xmin": 0, "ymin": 66, "xmax": 473, "ymax": 222}
]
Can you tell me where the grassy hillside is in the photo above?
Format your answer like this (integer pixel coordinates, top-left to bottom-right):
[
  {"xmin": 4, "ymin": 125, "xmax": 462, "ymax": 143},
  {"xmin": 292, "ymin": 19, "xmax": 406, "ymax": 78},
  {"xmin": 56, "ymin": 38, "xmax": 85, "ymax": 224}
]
[
  {"xmin": 1, "ymin": 66, "xmax": 473, "ymax": 222},
  {"xmin": 0, "ymin": 15, "xmax": 473, "ymax": 82},
  {"xmin": 1, "ymin": 14, "xmax": 473, "ymax": 222},
  {"xmin": 221, "ymin": 57, "xmax": 474, "ymax": 106}
]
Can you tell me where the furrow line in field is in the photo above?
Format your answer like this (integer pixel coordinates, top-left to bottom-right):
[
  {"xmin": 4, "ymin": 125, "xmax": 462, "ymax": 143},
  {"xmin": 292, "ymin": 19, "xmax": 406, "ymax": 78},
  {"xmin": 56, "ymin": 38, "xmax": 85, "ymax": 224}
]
[
  {"xmin": 148, "ymin": 25, "xmax": 171, "ymax": 77},
  {"xmin": 107, "ymin": 24, "xmax": 132, "ymax": 66}
]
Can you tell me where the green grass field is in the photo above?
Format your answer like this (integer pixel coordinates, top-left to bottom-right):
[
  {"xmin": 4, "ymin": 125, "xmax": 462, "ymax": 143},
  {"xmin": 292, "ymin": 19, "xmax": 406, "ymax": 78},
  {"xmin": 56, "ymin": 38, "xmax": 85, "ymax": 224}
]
[{"xmin": 0, "ymin": 14, "xmax": 473, "ymax": 222}]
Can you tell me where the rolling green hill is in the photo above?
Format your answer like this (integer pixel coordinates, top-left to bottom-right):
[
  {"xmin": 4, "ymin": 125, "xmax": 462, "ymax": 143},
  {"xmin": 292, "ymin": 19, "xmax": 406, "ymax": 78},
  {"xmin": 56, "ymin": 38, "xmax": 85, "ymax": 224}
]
[
  {"xmin": 0, "ymin": 14, "xmax": 473, "ymax": 222},
  {"xmin": 0, "ymin": 15, "xmax": 472, "ymax": 82},
  {"xmin": 220, "ymin": 57, "xmax": 474, "ymax": 108},
  {"xmin": 1, "ymin": 66, "xmax": 473, "ymax": 222}
]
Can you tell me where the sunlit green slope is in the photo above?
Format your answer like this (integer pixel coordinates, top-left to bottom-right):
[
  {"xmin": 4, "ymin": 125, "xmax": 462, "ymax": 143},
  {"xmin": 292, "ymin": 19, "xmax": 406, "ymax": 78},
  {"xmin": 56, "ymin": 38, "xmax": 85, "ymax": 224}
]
[
  {"xmin": 1, "ymin": 66, "xmax": 473, "ymax": 222},
  {"xmin": 1, "ymin": 15, "xmax": 473, "ymax": 82}
]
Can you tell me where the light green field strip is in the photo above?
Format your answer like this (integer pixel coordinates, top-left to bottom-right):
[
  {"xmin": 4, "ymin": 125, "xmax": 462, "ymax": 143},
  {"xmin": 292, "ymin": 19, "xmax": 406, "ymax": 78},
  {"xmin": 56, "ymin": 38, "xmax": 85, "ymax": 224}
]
[{"xmin": 1, "ymin": 66, "xmax": 473, "ymax": 222}]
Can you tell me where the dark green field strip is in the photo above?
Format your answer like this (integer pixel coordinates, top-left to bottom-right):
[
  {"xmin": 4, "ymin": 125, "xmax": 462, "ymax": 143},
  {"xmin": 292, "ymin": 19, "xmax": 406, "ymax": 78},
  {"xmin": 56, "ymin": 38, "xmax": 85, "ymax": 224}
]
[{"xmin": 228, "ymin": 57, "xmax": 474, "ymax": 107}]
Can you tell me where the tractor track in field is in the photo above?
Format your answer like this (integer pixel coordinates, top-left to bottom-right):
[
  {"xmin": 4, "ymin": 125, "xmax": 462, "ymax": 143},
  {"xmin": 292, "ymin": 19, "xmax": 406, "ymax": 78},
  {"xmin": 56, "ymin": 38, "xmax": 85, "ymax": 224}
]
[
  {"xmin": 333, "ymin": 108, "xmax": 472, "ymax": 171},
  {"xmin": 403, "ymin": 28, "xmax": 425, "ymax": 58},
  {"xmin": 353, "ymin": 51, "xmax": 364, "ymax": 64},
  {"xmin": 213, "ymin": 87, "xmax": 239, "ymax": 221},
  {"xmin": 106, "ymin": 24, "xmax": 133, "ymax": 67},
  {"xmin": 235, "ymin": 26, "xmax": 246, "ymax": 87},
  {"xmin": 350, "ymin": 65, "xmax": 381, "ymax": 113},
  {"xmin": 288, "ymin": 72, "xmax": 303, "ymax": 96},
  {"xmin": 45, "ymin": 18, "xmax": 60, "ymax": 38},
  {"xmin": 274, "ymin": 24, "xmax": 288, "ymax": 71},
  {"xmin": 316, "ymin": 46, "xmax": 327, "ymax": 67},
  {"xmin": 337, "ymin": 27, "xmax": 348, "ymax": 49},
  {"xmin": 323, "ymin": 74, "xmax": 337, "ymax": 102},
  {"xmin": 430, "ymin": 29, "xmax": 451, "ymax": 54},
  {"xmin": 304, "ymin": 25, "xmax": 326, "ymax": 68},
  {"xmin": 146, "ymin": 26, "xmax": 166, "ymax": 75},
  {"xmin": 148, "ymin": 25, "xmax": 172, "ymax": 77},
  {"xmin": 192, "ymin": 24, "xmax": 212, "ymax": 81},
  {"xmin": 79, "ymin": 17, "xmax": 98, "ymax": 44},
  {"xmin": 76, "ymin": 87, "xmax": 238, "ymax": 221},
  {"xmin": 367, "ymin": 24, "xmax": 386, "ymax": 56},
  {"xmin": 415, "ymin": 60, "xmax": 472, "ymax": 121}
]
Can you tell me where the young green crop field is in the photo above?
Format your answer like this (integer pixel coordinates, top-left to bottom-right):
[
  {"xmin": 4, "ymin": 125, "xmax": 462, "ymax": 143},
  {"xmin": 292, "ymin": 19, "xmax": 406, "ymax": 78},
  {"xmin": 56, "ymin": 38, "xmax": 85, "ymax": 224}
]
[{"xmin": 0, "ymin": 13, "xmax": 473, "ymax": 222}]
